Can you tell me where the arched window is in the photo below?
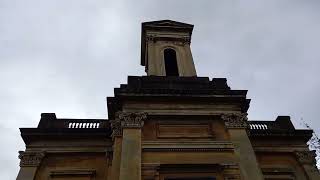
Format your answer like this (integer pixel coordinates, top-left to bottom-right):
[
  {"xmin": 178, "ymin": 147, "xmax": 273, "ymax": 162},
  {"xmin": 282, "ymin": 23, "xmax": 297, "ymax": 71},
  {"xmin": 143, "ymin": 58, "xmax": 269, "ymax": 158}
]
[{"xmin": 164, "ymin": 48, "xmax": 179, "ymax": 76}]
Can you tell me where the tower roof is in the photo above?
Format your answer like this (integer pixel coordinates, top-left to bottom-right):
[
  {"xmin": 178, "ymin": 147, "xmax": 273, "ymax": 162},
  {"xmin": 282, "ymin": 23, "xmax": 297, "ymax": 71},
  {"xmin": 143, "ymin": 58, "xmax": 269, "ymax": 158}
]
[{"xmin": 141, "ymin": 20, "xmax": 194, "ymax": 66}]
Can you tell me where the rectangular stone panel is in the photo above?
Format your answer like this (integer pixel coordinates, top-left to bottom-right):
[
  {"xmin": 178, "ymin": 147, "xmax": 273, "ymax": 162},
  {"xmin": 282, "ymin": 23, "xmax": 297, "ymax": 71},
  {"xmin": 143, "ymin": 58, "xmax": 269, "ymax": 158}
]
[{"xmin": 157, "ymin": 123, "xmax": 213, "ymax": 138}]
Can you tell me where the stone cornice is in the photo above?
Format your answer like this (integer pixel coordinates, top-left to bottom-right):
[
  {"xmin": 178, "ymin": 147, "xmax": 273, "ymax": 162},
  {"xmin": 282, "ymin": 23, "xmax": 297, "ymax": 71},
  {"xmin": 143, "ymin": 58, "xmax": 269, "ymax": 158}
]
[
  {"xmin": 116, "ymin": 112, "xmax": 147, "ymax": 129},
  {"xmin": 221, "ymin": 113, "xmax": 248, "ymax": 129},
  {"xmin": 50, "ymin": 169, "xmax": 96, "ymax": 177},
  {"xmin": 249, "ymin": 129, "xmax": 313, "ymax": 141},
  {"xmin": 18, "ymin": 151, "xmax": 45, "ymax": 167},
  {"xmin": 253, "ymin": 146, "xmax": 309, "ymax": 153},
  {"xmin": 107, "ymin": 76, "xmax": 250, "ymax": 120},
  {"xmin": 20, "ymin": 128, "xmax": 111, "ymax": 145},
  {"xmin": 141, "ymin": 20, "xmax": 194, "ymax": 66},
  {"xmin": 146, "ymin": 35, "xmax": 191, "ymax": 45}
]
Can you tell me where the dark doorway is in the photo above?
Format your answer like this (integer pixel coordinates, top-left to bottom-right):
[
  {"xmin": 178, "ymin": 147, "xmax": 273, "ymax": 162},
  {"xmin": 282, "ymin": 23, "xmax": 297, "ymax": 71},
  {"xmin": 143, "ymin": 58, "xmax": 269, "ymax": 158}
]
[{"xmin": 164, "ymin": 48, "xmax": 179, "ymax": 76}]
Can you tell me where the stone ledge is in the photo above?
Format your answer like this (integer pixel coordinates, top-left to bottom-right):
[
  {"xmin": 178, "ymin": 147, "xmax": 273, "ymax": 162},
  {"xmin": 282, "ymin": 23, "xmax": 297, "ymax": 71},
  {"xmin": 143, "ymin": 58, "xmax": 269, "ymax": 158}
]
[
  {"xmin": 50, "ymin": 169, "xmax": 96, "ymax": 177},
  {"xmin": 142, "ymin": 141, "xmax": 234, "ymax": 152},
  {"xmin": 253, "ymin": 146, "xmax": 309, "ymax": 152}
]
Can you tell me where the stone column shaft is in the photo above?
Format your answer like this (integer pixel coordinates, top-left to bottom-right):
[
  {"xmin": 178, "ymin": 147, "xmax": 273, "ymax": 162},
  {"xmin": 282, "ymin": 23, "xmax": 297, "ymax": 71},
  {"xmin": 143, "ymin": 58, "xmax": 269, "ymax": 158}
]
[
  {"xmin": 110, "ymin": 136, "xmax": 122, "ymax": 180},
  {"xmin": 119, "ymin": 129, "xmax": 142, "ymax": 180},
  {"xmin": 115, "ymin": 112, "xmax": 146, "ymax": 180}
]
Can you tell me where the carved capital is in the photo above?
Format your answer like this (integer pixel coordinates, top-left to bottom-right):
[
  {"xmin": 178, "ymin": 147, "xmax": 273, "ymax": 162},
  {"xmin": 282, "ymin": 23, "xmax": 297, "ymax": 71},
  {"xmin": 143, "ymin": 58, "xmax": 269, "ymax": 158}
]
[
  {"xmin": 146, "ymin": 35, "xmax": 155, "ymax": 43},
  {"xmin": 183, "ymin": 36, "xmax": 191, "ymax": 44},
  {"xmin": 116, "ymin": 112, "xmax": 147, "ymax": 129},
  {"xmin": 221, "ymin": 113, "xmax": 248, "ymax": 129},
  {"xmin": 18, "ymin": 151, "xmax": 45, "ymax": 167},
  {"xmin": 295, "ymin": 151, "xmax": 317, "ymax": 165},
  {"xmin": 110, "ymin": 118, "xmax": 122, "ymax": 137}
]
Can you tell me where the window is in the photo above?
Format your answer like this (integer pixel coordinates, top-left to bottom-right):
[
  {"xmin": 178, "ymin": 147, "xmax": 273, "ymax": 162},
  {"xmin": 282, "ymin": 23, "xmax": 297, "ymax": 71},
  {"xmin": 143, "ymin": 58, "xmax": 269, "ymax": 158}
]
[{"xmin": 164, "ymin": 48, "xmax": 179, "ymax": 76}]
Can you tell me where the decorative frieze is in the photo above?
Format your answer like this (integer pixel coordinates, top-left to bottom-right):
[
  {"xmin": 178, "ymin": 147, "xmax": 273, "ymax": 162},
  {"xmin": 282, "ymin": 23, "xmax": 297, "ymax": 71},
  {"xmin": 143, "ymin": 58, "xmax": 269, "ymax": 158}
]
[
  {"xmin": 18, "ymin": 151, "xmax": 45, "ymax": 167},
  {"xmin": 295, "ymin": 150, "xmax": 317, "ymax": 165},
  {"xmin": 221, "ymin": 113, "xmax": 248, "ymax": 129},
  {"xmin": 116, "ymin": 112, "xmax": 147, "ymax": 129},
  {"xmin": 145, "ymin": 34, "xmax": 191, "ymax": 45}
]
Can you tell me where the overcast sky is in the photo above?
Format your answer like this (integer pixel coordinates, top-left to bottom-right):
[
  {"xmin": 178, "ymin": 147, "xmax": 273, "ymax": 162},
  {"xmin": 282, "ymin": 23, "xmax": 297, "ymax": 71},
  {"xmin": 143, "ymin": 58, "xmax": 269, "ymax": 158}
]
[{"xmin": 1, "ymin": 0, "xmax": 320, "ymax": 179}]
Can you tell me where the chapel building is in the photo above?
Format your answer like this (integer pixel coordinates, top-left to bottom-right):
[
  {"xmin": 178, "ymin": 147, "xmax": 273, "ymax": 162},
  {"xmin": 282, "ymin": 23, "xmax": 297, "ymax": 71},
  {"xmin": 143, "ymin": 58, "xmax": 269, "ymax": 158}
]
[{"xmin": 17, "ymin": 20, "xmax": 319, "ymax": 180}]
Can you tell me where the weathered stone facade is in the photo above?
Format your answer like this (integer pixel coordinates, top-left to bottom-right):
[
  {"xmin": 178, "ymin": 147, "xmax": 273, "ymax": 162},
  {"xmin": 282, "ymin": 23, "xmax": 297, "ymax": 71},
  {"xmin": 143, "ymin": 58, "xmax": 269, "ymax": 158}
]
[{"xmin": 17, "ymin": 20, "xmax": 319, "ymax": 180}]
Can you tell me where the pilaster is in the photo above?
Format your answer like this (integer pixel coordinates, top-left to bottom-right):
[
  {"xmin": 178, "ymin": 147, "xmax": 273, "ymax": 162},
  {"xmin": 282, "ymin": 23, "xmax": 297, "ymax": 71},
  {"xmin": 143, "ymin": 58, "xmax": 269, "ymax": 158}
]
[
  {"xmin": 115, "ymin": 112, "xmax": 147, "ymax": 180},
  {"xmin": 295, "ymin": 150, "xmax": 320, "ymax": 179},
  {"xmin": 110, "ymin": 118, "xmax": 123, "ymax": 180},
  {"xmin": 222, "ymin": 113, "xmax": 264, "ymax": 180},
  {"xmin": 16, "ymin": 151, "xmax": 45, "ymax": 180}
]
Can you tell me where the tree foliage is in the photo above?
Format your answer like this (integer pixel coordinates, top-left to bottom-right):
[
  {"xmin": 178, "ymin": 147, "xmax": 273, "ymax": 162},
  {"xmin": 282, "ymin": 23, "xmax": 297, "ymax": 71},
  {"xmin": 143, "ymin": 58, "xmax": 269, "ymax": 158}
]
[{"xmin": 304, "ymin": 122, "xmax": 320, "ymax": 169}]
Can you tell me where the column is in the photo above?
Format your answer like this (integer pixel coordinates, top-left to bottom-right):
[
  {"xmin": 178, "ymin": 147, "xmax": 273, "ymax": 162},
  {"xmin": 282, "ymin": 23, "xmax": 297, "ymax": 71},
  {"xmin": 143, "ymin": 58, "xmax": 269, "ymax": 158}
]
[
  {"xmin": 295, "ymin": 151, "xmax": 320, "ymax": 180},
  {"xmin": 222, "ymin": 113, "xmax": 264, "ymax": 180},
  {"xmin": 117, "ymin": 112, "xmax": 147, "ymax": 180},
  {"xmin": 16, "ymin": 151, "xmax": 45, "ymax": 180},
  {"xmin": 110, "ymin": 118, "xmax": 123, "ymax": 180}
]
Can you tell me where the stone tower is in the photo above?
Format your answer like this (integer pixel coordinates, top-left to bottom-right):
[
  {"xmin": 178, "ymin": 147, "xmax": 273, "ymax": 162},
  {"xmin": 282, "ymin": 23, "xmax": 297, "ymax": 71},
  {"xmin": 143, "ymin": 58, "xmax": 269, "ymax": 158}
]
[
  {"xmin": 17, "ymin": 20, "xmax": 319, "ymax": 180},
  {"xmin": 141, "ymin": 20, "xmax": 196, "ymax": 76}
]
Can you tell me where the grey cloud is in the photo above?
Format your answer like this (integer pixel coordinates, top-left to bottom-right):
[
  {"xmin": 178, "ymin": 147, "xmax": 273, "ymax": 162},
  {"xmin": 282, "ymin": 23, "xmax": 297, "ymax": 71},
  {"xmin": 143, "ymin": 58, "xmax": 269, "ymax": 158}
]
[{"xmin": 1, "ymin": 0, "xmax": 320, "ymax": 178}]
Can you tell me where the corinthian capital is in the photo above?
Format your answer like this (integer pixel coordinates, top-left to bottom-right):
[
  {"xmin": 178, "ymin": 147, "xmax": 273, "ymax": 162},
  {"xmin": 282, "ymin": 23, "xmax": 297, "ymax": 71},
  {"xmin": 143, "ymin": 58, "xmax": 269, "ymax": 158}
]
[
  {"xmin": 116, "ymin": 112, "xmax": 147, "ymax": 129},
  {"xmin": 18, "ymin": 151, "xmax": 45, "ymax": 167},
  {"xmin": 221, "ymin": 113, "xmax": 248, "ymax": 129},
  {"xmin": 295, "ymin": 150, "xmax": 317, "ymax": 165},
  {"xmin": 110, "ymin": 118, "xmax": 122, "ymax": 137}
]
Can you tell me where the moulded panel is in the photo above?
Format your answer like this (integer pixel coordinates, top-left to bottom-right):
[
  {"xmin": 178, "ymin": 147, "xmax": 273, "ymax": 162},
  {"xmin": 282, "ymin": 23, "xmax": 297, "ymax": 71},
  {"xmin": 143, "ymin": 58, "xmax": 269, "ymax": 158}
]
[{"xmin": 157, "ymin": 124, "xmax": 213, "ymax": 138}]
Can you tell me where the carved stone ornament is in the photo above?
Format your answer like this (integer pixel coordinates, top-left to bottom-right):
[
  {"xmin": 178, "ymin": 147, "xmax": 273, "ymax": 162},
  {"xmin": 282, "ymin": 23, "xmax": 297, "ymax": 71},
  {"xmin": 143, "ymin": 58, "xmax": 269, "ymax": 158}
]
[
  {"xmin": 146, "ymin": 34, "xmax": 190, "ymax": 45},
  {"xmin": 116, "ymin": 112, "xmax": 147, "ymax": 129},
  {"xmin": 18, "ymin": 151, "xmax": 45, "ymax": 167},
  {"xmin": 295, "ymin": 151, "xmax": 317, "ymax": 165},
  {"xmin": 221, "ymin": 113, "xmax": 248, "ymax": 129},
  {"xmin": 110, "ymin": 118, "xmax": 122, "ymax": 137},
  {"xmin": 183, "ymin": 36, "xmax": 191, "ymax": 44},
  {"xmin": 146, "ymin": 35, "xmax": 155, "ymax": 43}
]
